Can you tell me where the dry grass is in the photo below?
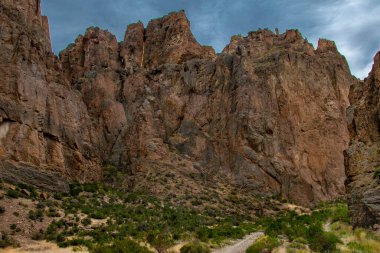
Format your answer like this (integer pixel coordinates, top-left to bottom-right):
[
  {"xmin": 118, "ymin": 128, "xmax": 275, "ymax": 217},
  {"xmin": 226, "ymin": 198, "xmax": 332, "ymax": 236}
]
[{"xmin": 331, "ymin": 222, "xmax": 380, "ymax": 253}]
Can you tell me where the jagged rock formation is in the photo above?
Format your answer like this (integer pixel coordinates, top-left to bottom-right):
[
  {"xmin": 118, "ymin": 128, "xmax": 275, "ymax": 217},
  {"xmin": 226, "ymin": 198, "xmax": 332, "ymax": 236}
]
[
  {"xmin": 0, "ymin": 0, "xmax": 102, "ymax": 191},
  {"xmin": 0, "ymin": 0, "xmax": 355, "ymax": 205},
  {"xmin": 346, "ymin": 51, "xmax": 380, "ymax": 228}
]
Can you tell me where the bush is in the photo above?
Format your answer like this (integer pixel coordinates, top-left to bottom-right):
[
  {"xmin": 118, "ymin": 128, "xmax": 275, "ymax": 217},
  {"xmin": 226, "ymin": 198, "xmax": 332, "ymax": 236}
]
[
  {"xmin": 69, "ymin": 183, "xmax": 83, "ymax": 197},
  {"xmin": 89, "ymin": 210, "xmax": 106, "ymax": 220},
  {"xmin": 147, "ymin": 231, "xmax": 173, "ymax": 253},
  {"xmin": 309, "ymin": 231, "xmax": 341, "ymax": 252},
  {"xmin": 0, "ymin": 233, "xmax": 14, "ymax": 248},
  {"xmin": 81, "ymin": 217, "xmax": 92, "ymax": 226},
  {"xmin": 180, "ymin": 241, "xmax": 211, "ymax": 253},
  {"xmin": 31, "ymin": 229, "xmax": 44, "ymax": 241},
  {"xmin": 29, "ymin": 209, "xmax": 44, "ymax": 221},
  {"xmin": 246, "ymin": 236, "xmax": 280, "ymax": 253},
  {"xmin": 373, "ymin": 167, "xmax": 380, "ymax": 180},
  {"xmin": 287, "ymin": 238, "xmax": 308, "ymax": 252},
  {"xmin": 18, "ymin": 183, "xmax": 37, "ymax": 198},
  {"xmin": 92, "ymin": 239, "xmax": 152, "ymax": 253},
  {"xmin": 323, "ymin": 202, "xmax": 350, "ymax": 223},
  {"xmin": 6, "ymin": 189, "xmax": 19, "ymax": 198},
  {"xmin": 83, "ymin": 183, "xmax": 100, "ymax": 193},
  {"xmin": 47, "ymin": 207, "xmax": 60, "ymax": 217},
  {"xmin": 0, "ymin": 206, "xmax": 5, "ymax": 214}
]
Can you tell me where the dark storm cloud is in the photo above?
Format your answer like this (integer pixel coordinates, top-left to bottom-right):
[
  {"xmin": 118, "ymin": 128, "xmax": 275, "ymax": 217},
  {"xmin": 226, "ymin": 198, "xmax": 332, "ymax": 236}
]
[{"xmin": 42, "ymin": 0, "xmax": 380, "ymax": 79}]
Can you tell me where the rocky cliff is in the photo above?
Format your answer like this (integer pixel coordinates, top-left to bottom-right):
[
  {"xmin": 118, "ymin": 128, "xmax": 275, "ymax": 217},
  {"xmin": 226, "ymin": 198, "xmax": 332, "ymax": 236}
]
[
  {"xmin": 346, "ymin": 51, "xmax": 380, "ymax": 228},
  {"xmin": 0, "ymin": 0, "xmax": 355, "ymax": 206}
]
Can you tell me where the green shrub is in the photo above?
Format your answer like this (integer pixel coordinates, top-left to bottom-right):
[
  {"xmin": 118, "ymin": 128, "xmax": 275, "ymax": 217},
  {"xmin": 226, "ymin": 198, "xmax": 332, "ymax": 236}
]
[
  {"xmin": 327, "ymin": 202, "xmax": 350, "ymax": 223},
  {"xmin": 147, "ymin": 230, "xmax": 173, "ymax": 252},
  {"xmin": 180, "ymin": 241, "xmax": 211, "ymax": 253},
  {"xmin": 373, "ymin": 167, "xmax": 380, "ymax": 180},
  {"xmin": 246, "ymin": 236, "xmax": 280, "ymax": 253},
  {"xmin": 69, "ymin": 183, "xmax": 83, "ymax": 197},
  {"xmin": 309, "ymin": 231, "xmax": 341, "ymax": 252},
  {"xmin": 92, "ymin": 239, "xmax": 152, "ymax": 253},
  {"xmin": 287, "ymin": 243, "xmax": 307, "ymax": 252},
  {"xmin": 36, "ymin": 202, "xmax": 46, "ymax": 209},
  {"xmin": 18, "ymin": 183, "xmax": 37, "ymax": 198},
  {"xmin": 53, "ymin": 193, "xmax": 67, "ymax": 200},
  {"xmin": 83, "ymin": 183, "xmax": 100, "ymax": 193},
  {"xmin": 89, "ymin": 210, "xmax": 106, "ymax": 220},
  {"xmin": 81, "ymin": 217, "xmax": 92, "ymax": 226},
  {"xmin": 0, "ymin": 233, "xmax": 14, "ymax": 248},
  {"xmin": 47, "ymin": 207, "xmax": 60, "ymax": 217},
  {"xmin": 6, "ymin": 189, "xmax": 19, "ymax": 198},
  {"xmin": 29, "ymin": 209, "xmax": 44, "ymax": 221},
  {"xmin": 10, "ymin": 224, "xmax": 17, "ymax": 230}
]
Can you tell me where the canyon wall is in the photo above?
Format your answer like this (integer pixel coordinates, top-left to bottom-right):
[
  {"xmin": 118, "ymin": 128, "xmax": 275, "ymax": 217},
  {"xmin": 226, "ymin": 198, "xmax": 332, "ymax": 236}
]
[
  {"xmin": 0, "ymin": 0, "xmax": 355, "ymax": 205},
  {"xmin": 0, "ymin": 0, "xmax": 102, "ymax": 190},
  {"xmin": 346, "ymin": 51, "xmax": 380, "ymax": 228}
]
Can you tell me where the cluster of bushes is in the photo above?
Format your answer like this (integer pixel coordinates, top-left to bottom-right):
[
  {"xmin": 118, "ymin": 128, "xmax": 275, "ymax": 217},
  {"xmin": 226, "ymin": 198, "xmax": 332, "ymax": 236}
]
[
  {"xmin": 5, "ymin": 184, "xmax": 38, "ymax": 199},
  {"xmin": 41, "ymin": 183, "xmax": 257, "ymax": 253},
  {"xmin": 254, "ymin": 202, "xmax": 349, "ymax": 252},
  {"xmin": 195, "ymin": 224, "xmax": 249, "ymax": 244}
]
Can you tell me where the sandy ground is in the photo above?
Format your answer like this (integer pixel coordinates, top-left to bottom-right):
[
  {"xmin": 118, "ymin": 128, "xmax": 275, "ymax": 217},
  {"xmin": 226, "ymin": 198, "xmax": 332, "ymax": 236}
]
[
  {"xmin": 212, "ymin": 232, "xmax": 264, "ymax": 253},
  {"xmin": 0, "ymin": 240, "xmax": 87, "ymax": 253}
]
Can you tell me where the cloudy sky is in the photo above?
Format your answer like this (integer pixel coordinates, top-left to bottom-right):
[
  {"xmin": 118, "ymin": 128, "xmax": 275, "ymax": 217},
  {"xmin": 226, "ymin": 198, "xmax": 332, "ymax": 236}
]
[{"xmin": 42, "ymin": 0, "xmax": 380, "ymax": 79}]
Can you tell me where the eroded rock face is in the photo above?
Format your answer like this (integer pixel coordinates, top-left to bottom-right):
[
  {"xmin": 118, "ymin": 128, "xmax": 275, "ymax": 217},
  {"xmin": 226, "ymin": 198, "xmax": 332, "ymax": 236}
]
[
  {"xmin": 0, "ymin": 1, "xmax": 354, "ymax": 205},
  {"xmin": 0, "ymin": 0, "xmax": 101, "ymax": 190},
  {"xmin": 346, "ymin": 51, "xmax": 380, "ymax": 228}
]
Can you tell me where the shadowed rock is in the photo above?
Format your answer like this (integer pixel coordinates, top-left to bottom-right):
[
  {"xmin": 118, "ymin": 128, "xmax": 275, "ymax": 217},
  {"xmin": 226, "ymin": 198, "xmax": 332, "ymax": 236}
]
[{"xmin": 346, "ymin": 51, "xmax": 380, "ymax": 228}]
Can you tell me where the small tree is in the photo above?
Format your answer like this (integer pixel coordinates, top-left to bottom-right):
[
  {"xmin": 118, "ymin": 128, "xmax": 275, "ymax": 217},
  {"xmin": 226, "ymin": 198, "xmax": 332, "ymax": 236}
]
[{"xmin": 147, "ymin": 230, "xmax": 173, "ymax": 253}]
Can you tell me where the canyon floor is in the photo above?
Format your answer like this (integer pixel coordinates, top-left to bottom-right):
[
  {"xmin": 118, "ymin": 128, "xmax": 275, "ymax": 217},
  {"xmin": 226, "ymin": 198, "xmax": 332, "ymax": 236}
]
[{"xmin": 1, "ymin": 181, "xmax": 380, "ymax": 253}]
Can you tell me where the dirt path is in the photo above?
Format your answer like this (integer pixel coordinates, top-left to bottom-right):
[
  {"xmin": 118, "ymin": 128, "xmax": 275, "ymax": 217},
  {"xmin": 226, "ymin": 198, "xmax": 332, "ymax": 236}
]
[{"xmin": 212, "ymin": 232, "xmax": 264, "ymax": 253}]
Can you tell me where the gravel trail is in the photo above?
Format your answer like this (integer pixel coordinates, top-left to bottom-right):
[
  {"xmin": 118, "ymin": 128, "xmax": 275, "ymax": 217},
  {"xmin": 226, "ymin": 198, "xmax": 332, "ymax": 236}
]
[{"xmin": 212, "ymin": 232, "xmax": 264, "ymax": 253}]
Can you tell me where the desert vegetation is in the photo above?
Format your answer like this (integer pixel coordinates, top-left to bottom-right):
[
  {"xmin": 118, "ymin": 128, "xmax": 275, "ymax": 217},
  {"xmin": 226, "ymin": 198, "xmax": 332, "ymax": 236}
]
[
  {"xmin": 40, "ymin": 182, "xmax": 258, "ymax": 252},
  {"xmin": 2, "ymin": 180, "xmax": 380, "ymax": 253}
]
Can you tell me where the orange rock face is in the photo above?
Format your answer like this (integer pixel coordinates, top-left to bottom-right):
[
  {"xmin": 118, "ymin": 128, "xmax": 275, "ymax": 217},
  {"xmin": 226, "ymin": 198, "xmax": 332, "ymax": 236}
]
[
  {"xmin": 0, "ymin": 1, "xmax": 355, "ymax": 205},
  {"xmin": 346, "ymin": 51, "xmax": 380, "ymax": 228}
]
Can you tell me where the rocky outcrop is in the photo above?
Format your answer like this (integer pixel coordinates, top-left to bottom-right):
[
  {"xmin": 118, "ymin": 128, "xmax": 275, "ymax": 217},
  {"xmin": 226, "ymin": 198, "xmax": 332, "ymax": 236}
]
[
  {"xmin": 0, "ymin": 0, "xmax": 102, "ymax": 190},
  {"xmin": 0, "ymin": 0, "xmax": 355, "ymax": 206},
  {"xmin": 346, "ymin": 51, "xmax": 380, "ymax": 228}
]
